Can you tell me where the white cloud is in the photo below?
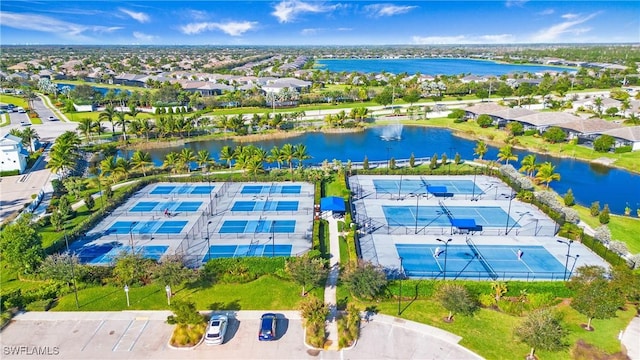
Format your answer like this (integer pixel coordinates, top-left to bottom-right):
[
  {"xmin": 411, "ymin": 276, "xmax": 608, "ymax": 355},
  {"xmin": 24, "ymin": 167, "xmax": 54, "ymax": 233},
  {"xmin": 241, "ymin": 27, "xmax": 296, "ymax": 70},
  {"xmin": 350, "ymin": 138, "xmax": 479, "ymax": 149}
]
[
  {"xmin": 505, "ymin": 0, "xmax": 529, "ymax": 8},
  {"xmin": 185, "ymin": 9, "xmax": 208, "ymax": 21},
  {"xmin": 337, "ymin": 27, "xmax": 352, "ymax": 31},
  {"xmin": 364, "ymin": 4, "xmax": 417, "ymax": 17},
  {"xmin": 0, "ymin": 11, "xmax": 122, "ymax": 37},
  {"xmin": 119, "ymin": 8, "xmax": 150, "ymax": 23},
  {"xmin": 271, "ymin": 0, "xmax": 337, "ymax": 23},
  {"xmin": 180, "ymin": 21, "xmax": 257, "ymax": 36},
  {"xmin": 537, "ymin": 9, "xmax": 555, "ymax": 16},
  {"xmin": 133, "ymin": 31, "xmax": 155, "ymax": 41},
  {"xmin": 412, "ymin": 34, "xmax": 515, "ymax": 45},
  {"xmin": 561, "ymin": 13, "xmax": 578, "ymax": 19},
  {"xmin": 530, "ymin": 12, "xmax": 600, "ymax": 42},
  {"xmin": 301, "ymin": 28, "xmax": 321, "ymax": 35}
]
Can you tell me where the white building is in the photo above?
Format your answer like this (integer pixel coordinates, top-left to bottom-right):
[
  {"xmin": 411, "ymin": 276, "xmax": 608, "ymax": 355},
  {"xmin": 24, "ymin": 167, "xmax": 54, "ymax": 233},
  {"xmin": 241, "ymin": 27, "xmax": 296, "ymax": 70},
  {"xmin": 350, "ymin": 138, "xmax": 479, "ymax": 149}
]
[{"xmin": 0, "ymin": 134, "xmax": 28, "ymax": 174}]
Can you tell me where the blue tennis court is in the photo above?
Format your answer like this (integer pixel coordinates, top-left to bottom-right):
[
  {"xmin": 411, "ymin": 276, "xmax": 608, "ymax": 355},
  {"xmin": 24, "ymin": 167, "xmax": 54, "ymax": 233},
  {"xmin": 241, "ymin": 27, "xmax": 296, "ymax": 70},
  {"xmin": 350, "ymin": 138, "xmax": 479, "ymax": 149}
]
[
  {"xmin": 203, "ymin": 244, "xmax": 292, "ymax": 261},
  {"xmin": 240, "ymin": 185, "xmax": 302, "ymax": 195},
  {"xmin": 396, "ymin": 244, "xmax": 566, "ymax": 280},
  {"xmin": 130, "ymin": 201, "xmax": 203, "ymax": 213},
  {"xmin": 373, "ymin": 179, "xmax": 481, "ymax": 195},
  {"xmin": 231, "ymin": 200, "xmax": 299, "ymax": 212},
  {"xmin": 87, "ymin": 245, "xmax": 169, "ymax": 264},
  {"xmin": 149, "ymin": 184, "xmax": 214, "ymax": 195},
  {"xmin": 108, "ymin": 220, "xmax": 188, "ymax": 235},
  {"xmin": 383, "ymin": 205, "xmax": 518, "ymax": 228},
  {"xmin": 218, "ymin": 220, "xmax": 296, "ymax": 233}
]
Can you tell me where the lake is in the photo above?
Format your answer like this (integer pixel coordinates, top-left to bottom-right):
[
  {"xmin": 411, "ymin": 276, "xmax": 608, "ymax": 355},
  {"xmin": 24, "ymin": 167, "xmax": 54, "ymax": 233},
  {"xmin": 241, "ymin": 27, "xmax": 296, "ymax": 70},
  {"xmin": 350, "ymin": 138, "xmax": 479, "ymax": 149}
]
[
  {"xmin": 315, "ymin": 58, "xmax": 573, "ymax": 76},
  {"xmin": 127, "ymin": 126, "xmax": 640, "ymax": 215}
]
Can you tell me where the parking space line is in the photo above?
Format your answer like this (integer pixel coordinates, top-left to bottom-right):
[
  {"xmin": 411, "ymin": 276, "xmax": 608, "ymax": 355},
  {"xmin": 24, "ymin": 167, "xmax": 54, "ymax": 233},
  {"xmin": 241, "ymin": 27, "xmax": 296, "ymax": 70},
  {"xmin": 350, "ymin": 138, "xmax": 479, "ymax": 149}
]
[
  {"xmin": 81, "ymin": 319, "xmax": 105, "ymax": 351},
  {"xmin": 113, "ymin": 319, "xmax": 149, "ymax": 352}
]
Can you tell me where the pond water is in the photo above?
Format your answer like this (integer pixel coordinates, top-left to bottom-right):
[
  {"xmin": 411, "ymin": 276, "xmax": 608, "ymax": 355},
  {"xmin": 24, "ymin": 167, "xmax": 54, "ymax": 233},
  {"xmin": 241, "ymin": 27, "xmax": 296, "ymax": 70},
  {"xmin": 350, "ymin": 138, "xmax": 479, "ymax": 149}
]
[
  {"xmin": 314, "ymin": 58, "xmax": 573, "ymax": 76},
  {"xmin": 129, "ymin": 126, "xmax": 640, "ymax": 215}
]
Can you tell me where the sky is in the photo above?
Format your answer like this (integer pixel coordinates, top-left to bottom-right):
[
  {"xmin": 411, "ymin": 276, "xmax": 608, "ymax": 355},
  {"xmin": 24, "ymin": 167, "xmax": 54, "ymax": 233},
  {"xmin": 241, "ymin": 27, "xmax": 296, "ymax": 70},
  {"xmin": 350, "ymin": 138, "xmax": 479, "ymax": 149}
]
[{"xmin": 0, "ymin": 0, "xmax": 638, "ymax": 45}]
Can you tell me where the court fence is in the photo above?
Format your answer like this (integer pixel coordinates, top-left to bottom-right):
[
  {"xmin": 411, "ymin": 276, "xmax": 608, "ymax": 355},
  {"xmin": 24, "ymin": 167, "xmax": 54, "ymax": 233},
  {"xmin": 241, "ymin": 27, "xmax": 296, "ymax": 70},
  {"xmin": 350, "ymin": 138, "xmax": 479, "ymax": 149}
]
[{"xmin": 402, "ymin": 270, "xmax": 568, "ymax": 282}]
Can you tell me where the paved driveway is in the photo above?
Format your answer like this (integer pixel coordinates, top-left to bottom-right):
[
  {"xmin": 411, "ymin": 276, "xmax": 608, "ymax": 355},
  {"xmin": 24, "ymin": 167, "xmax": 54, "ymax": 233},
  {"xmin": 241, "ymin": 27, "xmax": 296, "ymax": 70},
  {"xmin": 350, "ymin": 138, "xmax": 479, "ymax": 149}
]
[{"xmin": 0, "ymin": 311, "xmax": 482, "ymax": 360}]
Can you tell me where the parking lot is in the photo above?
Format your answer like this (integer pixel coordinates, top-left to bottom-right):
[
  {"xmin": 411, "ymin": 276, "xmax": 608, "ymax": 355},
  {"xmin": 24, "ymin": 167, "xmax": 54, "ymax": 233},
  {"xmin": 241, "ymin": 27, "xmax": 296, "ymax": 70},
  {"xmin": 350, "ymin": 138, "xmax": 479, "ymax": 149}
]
[{"xmin": 0, "ymin": 310, "xmax": 481, "ymax": 359}]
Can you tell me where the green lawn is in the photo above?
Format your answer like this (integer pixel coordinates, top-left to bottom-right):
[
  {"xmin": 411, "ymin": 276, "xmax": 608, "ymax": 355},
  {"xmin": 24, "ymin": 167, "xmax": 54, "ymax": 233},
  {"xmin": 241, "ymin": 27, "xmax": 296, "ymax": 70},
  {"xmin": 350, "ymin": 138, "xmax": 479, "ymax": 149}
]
[
  {"xmin": 574, "ymin": 205, "xmax": 640, "ymax": 254},
  {"xmin": 0, "ymin": 94, "xmax": 28, "ymax": 108},
  {"xmin": 53, "ymin": 275, "xmax": 320, "ymax": 311},
  {"xmin": 361, "ymin": 298, "xmax": 634, "ymax": 360}
]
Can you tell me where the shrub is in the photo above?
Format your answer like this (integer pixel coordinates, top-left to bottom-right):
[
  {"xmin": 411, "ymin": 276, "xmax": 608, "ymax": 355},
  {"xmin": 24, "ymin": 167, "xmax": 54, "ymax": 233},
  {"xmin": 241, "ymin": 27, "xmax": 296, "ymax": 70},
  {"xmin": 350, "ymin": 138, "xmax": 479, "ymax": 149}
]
[
  {"xmin": 608, "ymin": 241, "xmax": 628, "ymax": 256},
  {"xmin": 563, "ymin": 189, "xmax": 575, "ymax": 207},
  {"xmin": 599, "ymin": 204, "xmax": 610, "ymax": 224},
  {"xmin": 561, "ymin": 207, "xmax": 580, "ymax": 224},
  {"xmin": 590, "ymin": 201, "xmax": 600, "ymax": 216},
  {"xmin": 202, "ymin": 257, "xmax": 286, "ymax": 284},
  {"xmin": 613, "ymin": 146, "xmax": 632, "ymax": 154}
]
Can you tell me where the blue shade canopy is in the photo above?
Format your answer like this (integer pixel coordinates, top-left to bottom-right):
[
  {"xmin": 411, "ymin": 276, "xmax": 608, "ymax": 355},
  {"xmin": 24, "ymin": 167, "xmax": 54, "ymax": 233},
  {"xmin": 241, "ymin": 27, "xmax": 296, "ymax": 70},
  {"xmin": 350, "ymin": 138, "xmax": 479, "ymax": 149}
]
[
  {"xmin": 450, "ymin": 219, "xmax": 477, "ymax": 229},
  {"xmin": 320, "ymin": 196, "xmax": 346, "ymax": 212},
  {"xmin": 427, "ymin": 186, "xmax": 447, "ymax": 194}
]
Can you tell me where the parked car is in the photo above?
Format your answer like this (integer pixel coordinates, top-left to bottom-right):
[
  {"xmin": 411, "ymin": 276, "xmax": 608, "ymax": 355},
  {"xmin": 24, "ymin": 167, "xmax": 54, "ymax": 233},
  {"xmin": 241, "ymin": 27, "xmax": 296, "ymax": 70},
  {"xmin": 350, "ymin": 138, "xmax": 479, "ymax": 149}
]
[
  {"xmin": 204, "ymin": 314, "xmax": 228, "ymax": 345},
  {"xmin": 48, "ymin": 116, "xmax": 58, "ymax": 121},
  {"xmin": 258, "ymin": 313, "xmax": 277, "ymax": 341},
  {"xmin": 17, "ymin": 108, "xmax": 26, "ymax": 113}
]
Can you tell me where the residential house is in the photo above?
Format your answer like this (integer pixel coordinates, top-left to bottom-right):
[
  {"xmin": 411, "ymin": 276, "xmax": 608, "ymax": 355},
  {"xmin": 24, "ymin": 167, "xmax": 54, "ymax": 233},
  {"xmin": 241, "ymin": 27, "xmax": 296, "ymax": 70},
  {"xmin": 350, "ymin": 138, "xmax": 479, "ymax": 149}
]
[
  {"xmin": 600, "ymin": 126, "xmax": 640, "ymax": 151},
  {"xmin": 553, "ymin": 118, "xmax": 622, "ymax": 144},
  {"xmin": 512, "ymin": 112, "xmax": 581, "ymax": 132},
  {"xmin": 463, "ymin": 102, "xmax": 505, "ymax": 120},
  {"xmin": 0, "ymin": 134, "xmax": 28, "ymax": 174}
]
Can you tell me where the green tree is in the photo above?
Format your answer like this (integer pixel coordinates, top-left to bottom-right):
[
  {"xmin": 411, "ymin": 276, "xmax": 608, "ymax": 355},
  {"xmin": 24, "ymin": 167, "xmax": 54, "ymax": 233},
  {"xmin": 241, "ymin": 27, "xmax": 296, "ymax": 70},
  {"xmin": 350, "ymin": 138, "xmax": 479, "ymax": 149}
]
[
  {"xmin": 342, "ymin": 261, "xmax": 387, "ymax": 300},
  {"xmin": 99, "ymin": 103, "xmax": 118, "ymax": 135},
  {"xmin": 571, "ymin": 277, "xmax": 620, "ymax": 331},
  {"xmin": 474, "ymin": 141, "xmax": 488, "ymax": 161},
  {"xmin": 166, "ymin": 300, "xmax": 205, "ymax": 325},
  {"xmin": 593, "ymin": 135, "xmax": 615, "ymax": 152},
  {"xmin": 293, "ymin": 144, "xmax": 311, "ymax": 169},
  {"xmin": 543, "ymin": 127, "xmax": 566, "ymax": 143},
  {"xmin": 219, "ymin": 146, "xmax": 234, "ymax": 169},
  {"xmin": 131, "ymin": 150, "xmax": 153, "ymax": 177},
  {"xmin": 590, "ymin": 201, "xmax": 600, "ymax": 216},
  {"xmin": 430, "ymin": 153, "xmax": 438, "ymax": 169},
  {"xmin": 0, "ymin": 216, "xmax": 44, "ymax": 274},
  {"xmin": 497, "ymin": 145, "xmax": 518, "ymax": 165},
  {"xmin": 389, "ymin": 157, "xmax": 396, "ymax": 170},
  {"xmin": 507, "ymin": 121, "xmax": 524, "ymax": 136},
  {"xmin": 402, "ymin": 88, "xmax": 421, "ymax": 108},
  {"xmin": 563, "ymin": 189, "xmax": 575, "ymax": 207},
  {"xmin": 112, "ymin": 253, "xmax": 154, "ymax": 286},
  {"xmin": 436, "ymin": 283, "xmax": 478, "ymax": 322},
  {"xmin": 476, "ymin": 114, "xmax": 493, "ymax": 128},
  {"xmin": 519, "ymin": 154, "xmax": 537, "ymax": 178},
  {"xmin": 286, "ymin": 255, "xmax": 326, "ymax": 296},
  {"xmin": 447, "ymin": 109, "xmax": 466, "ymax": 122},
  {"xmin": 153, "ymin": 257, "xmax": 195, "ymax": 287},
  {"xmin": 409, "ymin": 152, "xmax": 415, "ymax": 168},
  {"xmin": 535, "ymin": 162, "xmax": 561, "ymax": 189},
  {"xmin": 599, "ymin": 204, "xmax": 610, "ymax": 224},
  {"xmin": 373, "ymin": 87, "xmax": 394, "ymax": 108},
  {"xmin": 363, "ymin": 155, "xmax": 369, "ymax": 170},
  {"xmin": 84, "ymin": 194, "xmax": 95, "ymax": 210},
  {"xmin": 514, "ymin": 308, "xmax": 567, "ymax": 360}
]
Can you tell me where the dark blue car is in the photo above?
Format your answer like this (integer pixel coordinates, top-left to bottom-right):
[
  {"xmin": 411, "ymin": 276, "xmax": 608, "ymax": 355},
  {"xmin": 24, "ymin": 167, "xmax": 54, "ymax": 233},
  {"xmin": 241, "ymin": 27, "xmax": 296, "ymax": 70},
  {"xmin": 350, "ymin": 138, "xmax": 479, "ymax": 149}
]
[{"xmin": 258, "ymin": 313, "xmax": 277, "ymax": 341}]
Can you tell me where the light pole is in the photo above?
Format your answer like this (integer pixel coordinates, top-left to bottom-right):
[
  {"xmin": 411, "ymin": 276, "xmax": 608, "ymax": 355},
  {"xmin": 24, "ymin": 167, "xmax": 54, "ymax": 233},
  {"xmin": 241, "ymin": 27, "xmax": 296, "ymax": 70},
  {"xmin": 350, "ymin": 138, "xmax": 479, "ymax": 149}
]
[
  {"xmin": 397, "ymin": 174, "xmax": 403, "ymax": 199},
  {"xmin": 568, "ymin": 254, "xmax": 580, "ymax": 279},
  {"xmin": 436, "ymin": 238, "xmax": 452, "ymax": 280},
  {"xmin": 411, "ymin": 193, "xmax": 422, "ymax": 234},
  {"xmin": 64, "ymin": 231, "xmax": 79, "ymax": 309},
  {"xmin": 557, "ymin": 239, "xmax": 574, "ymax": 281},
  {"xmin": 207, "ymin": 177, "xmax": 213, "ymax": 212},
  {"xmin": 471, "ymin": 167, "xmax": 478, "ymax": 201},
  {"xmin": 97, "ymin": 177, "xmax": 104, "ymax": 210},
  {"xmin": 270, "ymin": 220, "xmax": 277, "ymax": 257},
  {"xmin": 124, "ymin": 285, "xmax": 130, "ymax": 307},
  {"xmin": 205, "ymin": 220, "xmax": 212, "ymax": 262},
  {"xmin": 504, "ymin": 190, "xmax": 514, "ymax": 235},
  {"xmin": 129, "ymin": 221, "xmax": 137, "ymax": 254},
  {"xmin": 165, "ymin": 285, "xmax": 171, "ymax": 306},
  {"xmin": 397, "ymin": 257, "xmax": 404, "ymax": 315}
]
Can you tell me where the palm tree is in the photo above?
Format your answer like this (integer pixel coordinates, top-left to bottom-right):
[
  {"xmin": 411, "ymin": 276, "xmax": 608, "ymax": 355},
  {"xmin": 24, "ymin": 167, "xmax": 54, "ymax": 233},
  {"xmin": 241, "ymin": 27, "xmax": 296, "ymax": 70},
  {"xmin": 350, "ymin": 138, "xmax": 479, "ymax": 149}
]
[
  {"xmin": 474, "ymin": 140, "xmax": 488, "ymax": 161},
  {"xmin": 178, "ymin": 148, "xmax": 196, "ymax": 173},
  {"xmin": 115, "ymin": 111, "xmax": 128, "ymax": 142},
  {"xmin": 280, "ymin": 143, "xmax": 295, "ymax": 177},
  {"xmin": 46, "ymin": 131, "xmax": 81, "ymax": 177},
  {"xmin": 293, "ymin": 144, "xmax": 311, "ymax": 169},
  {"xmin": 163, "ymin": 152, "xmax": 179, "ymax": 174},
  {"xmin": 268, "ymin": 146, "xmax": 283, "ymax": 169},
  {"xmin": 245, "ymin": 156, "xmax": 264, "ymax": 182},
  {"xmin": 77, "ymin": 118, "xmax": 95, "ymax": 143},
  {"xmin": 519, "ymin": 154, "xmax": 537, "ymax": 178},
  {"xmin": 196, "ymin": 150, "xmax": 214, "ymax": 173},
  {"xmin": 535, "ymin": 162, "xmax": 561, "ymax": 188},
  {"xmin": 114, "ymin": 157, "xmax": 132, "ymax": 181},
  {"xmin": 99, "ymin": 103, "xmax": 118, "ymax": 136},
  {"xmin": 219, "ymin": 146, "xmax": 234, "ymax": 168},
  {"xmin": 99, "ymin": 155, "xmax": 118, "ymax": 183},
  {"xmin": 497, "ymin": 145, "xmax": 518, "ymax": 165},
  {"xmin": 131, "ymin": 150, "xmax": 153, "ymax": 177}
]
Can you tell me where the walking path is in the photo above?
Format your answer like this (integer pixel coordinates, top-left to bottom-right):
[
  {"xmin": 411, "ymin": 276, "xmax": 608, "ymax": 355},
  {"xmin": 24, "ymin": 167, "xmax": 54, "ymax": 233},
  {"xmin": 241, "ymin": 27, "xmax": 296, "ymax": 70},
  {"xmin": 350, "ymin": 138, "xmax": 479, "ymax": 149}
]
[
  {"xmin": 323, "ymin": 214, "xmax": 341, "ymax": 350},
  {"xmin": 622, "ymin": 316, "xmax": 640, "ymax": 360}
]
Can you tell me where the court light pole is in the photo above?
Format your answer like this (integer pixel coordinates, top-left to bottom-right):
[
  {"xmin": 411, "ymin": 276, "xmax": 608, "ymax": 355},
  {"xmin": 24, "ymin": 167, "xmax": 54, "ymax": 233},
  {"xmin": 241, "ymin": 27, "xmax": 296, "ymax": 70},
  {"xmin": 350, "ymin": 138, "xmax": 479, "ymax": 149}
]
[
  {"xmin": 471, "ymin": 167, "xmax": 478, "ymax": 201},
  {"xmin": 557, "ymin": 239, "xmax": 574, "ymax": 281},
  {"xmin": 64, "ymin": 230, "xmax": 79, "ymax": 309},
  {"xmin": 270, "ymin": 220, "xmax": 277, "ymax": 257},
  {"xmin": 436, "ymin": 238, "xmax": 452, "ymax": 280},
  {"xmin": 129, "ymin": 221, "xmax": 138, "ymax": 254},
  {"xmin": 205, "ymin": 220, "xmax": 212, "ymax": 262},
  {"xmin": 397, "ymin": 256, "xmax": 404, "ymax": 315},
  {"xmin": 568, "ymin": 254, "xmax": 580, "ymax": 279},
  {"xmin": 504, "ymin": 189, "xmax": 514, "ymax": 235},
  {"xmin": 412, "ymin": 193, "xmax": 421, "ymax": 234}
]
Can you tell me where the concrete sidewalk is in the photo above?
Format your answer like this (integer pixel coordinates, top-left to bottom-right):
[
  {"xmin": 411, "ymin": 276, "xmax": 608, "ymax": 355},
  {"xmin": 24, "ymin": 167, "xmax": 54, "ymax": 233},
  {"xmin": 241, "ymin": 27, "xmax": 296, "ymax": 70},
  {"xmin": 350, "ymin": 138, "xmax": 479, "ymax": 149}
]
[{"xmin": 621, "ymin": 316, "xmax": 640, "ymax": 360}]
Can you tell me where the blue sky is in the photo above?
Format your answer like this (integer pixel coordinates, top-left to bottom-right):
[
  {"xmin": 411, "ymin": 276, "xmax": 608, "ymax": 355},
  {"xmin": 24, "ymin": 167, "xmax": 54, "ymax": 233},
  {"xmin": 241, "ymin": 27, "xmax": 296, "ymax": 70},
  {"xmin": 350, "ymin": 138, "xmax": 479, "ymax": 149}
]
[{"xmin": 0, "ymin": 1, "xmax": 638, "ymax": 45}]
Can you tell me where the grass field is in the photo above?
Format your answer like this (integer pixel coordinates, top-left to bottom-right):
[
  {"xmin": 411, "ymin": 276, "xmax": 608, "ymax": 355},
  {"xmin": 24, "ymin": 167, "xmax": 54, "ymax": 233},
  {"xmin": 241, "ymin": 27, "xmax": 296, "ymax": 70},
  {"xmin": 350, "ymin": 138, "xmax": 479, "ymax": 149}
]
[
  {"xmin": 360, "ymin": 298, "xmax": 635, "ymax": 360},
  {"xmin": 574, "ymin": 205, "xmax": 640, "ymax": 254}
]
